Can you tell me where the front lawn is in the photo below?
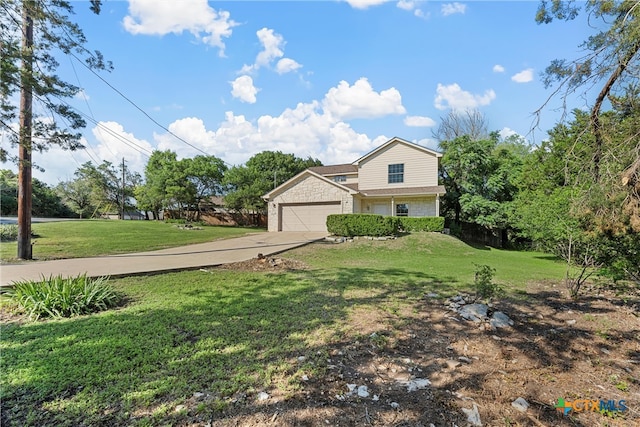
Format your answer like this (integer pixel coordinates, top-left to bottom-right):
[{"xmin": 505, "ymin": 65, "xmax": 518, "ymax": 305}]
[
  {"xmin": 2, "ymin": 233, "xmax": 637, "ymax": 426},
  {"xmin": 0, "ymin": 220, "xmax": 262, "ymax": 262}
]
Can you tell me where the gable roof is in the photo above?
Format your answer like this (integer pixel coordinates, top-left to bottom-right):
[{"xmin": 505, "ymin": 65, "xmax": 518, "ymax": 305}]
[
  {"xmin": 308, "ymin": 164, "xmax": 358, "ymax": 175},
  {"xmin": 352, "ymin": 136, "xmax": 442, "ymax": 166},
  {"xmin": 262, "ymin": 169, "xmax": 357, "ymax": 200}
]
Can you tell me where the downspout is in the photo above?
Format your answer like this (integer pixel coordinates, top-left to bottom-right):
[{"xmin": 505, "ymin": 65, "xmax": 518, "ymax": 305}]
[
  {"xmin": 391, "ymin": 196, "xmax": 395, "ymax": 216},
  {"xmin": 436, "ymin": 194, "xmax": 440, "ymax": 217}
]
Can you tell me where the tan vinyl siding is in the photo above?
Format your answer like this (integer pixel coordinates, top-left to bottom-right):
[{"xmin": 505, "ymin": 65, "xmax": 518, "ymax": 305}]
[{"xmin": 358, "ymin": 142, "xmax": 438, "ymax": 190}]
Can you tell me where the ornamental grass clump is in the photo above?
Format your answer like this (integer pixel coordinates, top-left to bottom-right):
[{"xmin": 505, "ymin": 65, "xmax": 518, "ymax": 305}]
[{"xmin": 5, "ymin": 274, "xmax": 121, "ymax": 320}]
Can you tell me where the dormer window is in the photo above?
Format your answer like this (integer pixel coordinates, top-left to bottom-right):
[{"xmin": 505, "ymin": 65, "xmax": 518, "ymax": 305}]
[
  {"xmin": 333, "ymin": 175, "xmax": 347, "ymax": 182},
  {"xmin": 388, "ymin": 163, "xmax": 404, "ymax": 183}
]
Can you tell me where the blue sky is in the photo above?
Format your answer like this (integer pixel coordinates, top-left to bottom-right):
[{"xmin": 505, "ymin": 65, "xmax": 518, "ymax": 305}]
[{"xmin": 7, "ymin": 0, "xmax": 596, "ymax": 185}]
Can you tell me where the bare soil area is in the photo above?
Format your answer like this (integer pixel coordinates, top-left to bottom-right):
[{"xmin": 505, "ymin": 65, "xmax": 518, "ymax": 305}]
[{"xmin": 207, "ymin": 257, "xmax": 640, "ymax": 427}]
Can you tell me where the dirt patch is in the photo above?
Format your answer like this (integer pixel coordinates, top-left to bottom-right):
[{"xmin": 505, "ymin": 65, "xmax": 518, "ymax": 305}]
[
  {"xmin": 193, "ymin": 257, "xmax": 640, "ymax": 427},
  {"xmin": 216, "ymin": 255, "xmax": 310, "ymax": 272}
]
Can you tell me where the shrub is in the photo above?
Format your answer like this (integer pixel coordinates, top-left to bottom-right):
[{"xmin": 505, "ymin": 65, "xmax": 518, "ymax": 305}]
[
  {"xmin": 473, "ymin": 264, "xmax": 501, "ymax": 302},
  {"xmin": 5, "ymin": 274, "xmax": 122, "ymax": 320},
  {"xmin": 0, "ymin": 224, "xmax": 18, "ymax": 241},
  {"xmin": 326, "ymin": 214, "xmax": 400, "ymax": 237},
  {"xmin": 397, "ymin": 217, "xmax": 445, "ymax": 232}
]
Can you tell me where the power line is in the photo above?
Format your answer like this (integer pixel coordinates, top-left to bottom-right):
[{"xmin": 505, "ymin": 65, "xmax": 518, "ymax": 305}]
[{"xmin": 67, "ymin": 50, "xmax": 213, "ymax": 157}]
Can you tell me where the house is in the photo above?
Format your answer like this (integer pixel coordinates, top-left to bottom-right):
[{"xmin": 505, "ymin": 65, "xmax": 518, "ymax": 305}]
[{"xmin": 263, "ymin": 137, "xmax": 445, "ymax": 232}]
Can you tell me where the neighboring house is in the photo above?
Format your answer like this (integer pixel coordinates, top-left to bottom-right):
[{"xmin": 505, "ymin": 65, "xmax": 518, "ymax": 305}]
[{"xmin": 263, "ymin": 137, "xmax": 445, "ymax": 232}]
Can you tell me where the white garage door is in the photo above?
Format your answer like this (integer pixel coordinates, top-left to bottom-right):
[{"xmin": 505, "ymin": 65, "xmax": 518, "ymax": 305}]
[{"xmin": 280, "ymin": 202, "xmax": 341, "ymax": 232}]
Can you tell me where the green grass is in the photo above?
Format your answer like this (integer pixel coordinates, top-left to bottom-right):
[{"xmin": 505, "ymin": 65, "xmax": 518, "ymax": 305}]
[
  {"xmin": 5, "ymin": 275, "xmax": 122, "ymax": 320},
  {"xmin": 0, "ymin": 232, "xmax": 566, "ymax": 426},
  {"xmin": 0, "ymin": 220, "xmax": 263, "ymax": 262}
]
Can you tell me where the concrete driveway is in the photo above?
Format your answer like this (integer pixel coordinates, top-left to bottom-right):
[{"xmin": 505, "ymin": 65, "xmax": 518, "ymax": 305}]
[{"xmin": 0, "ymin": 232, "xmax": 327, "ymax": 287}]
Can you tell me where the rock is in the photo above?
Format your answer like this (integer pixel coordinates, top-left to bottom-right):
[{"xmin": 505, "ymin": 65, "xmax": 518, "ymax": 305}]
[
  {"xmin": 174, "ymin": 405, "xmax": 186, "ymax": 413},
  {"xmin": 347, "ymin": 384, "xmax": 357, "ymax": 393},
  {"xmin": 404, "ymin": 378, "xmax": 431, "ymax": 392},
  {"xmin": 462, "ymin": 403, "xmax": 482, "ymax": 426},
  {"xmin": 301, "ymin": 375, "xmax": 309, "ymax": 381},
  {"xmin": 390, "ymin": 402, "xmax": 400, "ymax": 409},
  {"xmin": 193, "ymin": 392, "xmax": 205, "ymax": 399},
  {"xmin": 357, "ymin": 385, "xmax": 370, "ymax": 398},
  {"xmin": 297, "ymin": 356, "xmax": 306, "ymax": 363},
  {"xmin": 459, "ymin": 304, "xmax": 489, "ymax": 322},
  {"xmin": 512, "ymin": 397, "xmax": 529, "ymax": 412},
  {"xmin": 426, "ymin": 292, "xmax": 439, "ymax": 298},
  {"xmin": 446, "ymin": 359, "xmax": 462, "ymax": 369},
  {"xmin": 458, "ymin": 356, "xmax": 472, "ymax": 364},
  {"xmin": 257, "ymin": 391, "xmax": 270, "ymax": 401},
  {"xmin": 566, "ymin": 319, "xmax": 577, "ymax": 325},
  {"xmin": 490, "ymin": 311, "xmax": 514, "ymax": 328}
]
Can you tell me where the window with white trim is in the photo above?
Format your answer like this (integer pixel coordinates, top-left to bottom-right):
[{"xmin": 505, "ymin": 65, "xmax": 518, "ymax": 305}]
[
  {"xmin": 388, "ymin": 163, "xmax": 404, "ymax": 183},
  {"xmin": 333, "ymin": 175, "xmax": 347, "ymax": 182}
]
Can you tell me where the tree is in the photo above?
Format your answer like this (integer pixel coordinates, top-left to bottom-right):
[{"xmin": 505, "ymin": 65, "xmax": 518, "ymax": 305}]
[
  {"xmin": 75, "ymin": 161, "xmax": 140, "ymax": 218},
  {"xmin": 535, "ymin": 0, "xmax": 640, "ymax": 184},
  {"xmin": 1, "ymin": 169, "xmax": 18, "ymax": 215},
  {"xmin": 438, "ymin": 133, "xmax": 528, "ymax": 230},
  {"xmin": 135, "ymin": 150, "xmax": 179, "ymax": 219},
  {"xmin": 224, "ymin": 151, "xmax": 322, "ymax": 213},
  {"xmin": 432, "ymin": 109, "xmax": 490, "ymax": 142},
  {"xmin": 515, "ymin": 106, "xmax": 640, "ymax": 291},
  {"xmin": 1, "ymin": 0, "xmax": 111, "ymax": 258},
  {"xmin": 55, "ymin": 179, "xmax": 94, "ymax": 218},
  {"xmin": 182, "ymin": 155, "xmax": 227, "ymax": 218}
]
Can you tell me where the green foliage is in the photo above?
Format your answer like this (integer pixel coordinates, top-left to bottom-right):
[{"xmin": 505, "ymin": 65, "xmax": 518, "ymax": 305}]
[
  {"xmin": 473, "ymin": 263, "xmax": 501, "ymax": 301},
  {"xmin": 74, "ymin": 161, "xmax": 141, "ymax": 217},
  {"xmin": 397, "ymin": 216, "xmax": 445, "ymax": 232},
  {"xmin": 1, "ymin": 1, "xmax": 110, "ymax": 163},
  {"xmin": 439, "ymin": 133, "xmax": 527, "ymax": 229},
  {"xmin": 5, "ymin": 274, "xmax": 121, "ymax": 320},
  {"xmin": 224, "ymin": 151, "xmax": 322, "ymax": 213},
  {"xmin": 0, "ymin": 224, "xmax": 18, "ymax": 241},
  {"xmin": 326, "ymin": 214, "xmax": 400, "ymax": 237},
  {"xmin": 1, "ymin": 169, "xmax": 73, "ymax": 217}
]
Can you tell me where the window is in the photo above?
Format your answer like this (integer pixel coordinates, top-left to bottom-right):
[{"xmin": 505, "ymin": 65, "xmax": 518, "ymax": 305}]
[
  {"xmin": 396, "ymin": 203, "xmax": 409, "ymax": 216},
  {"xmin": 333, "ymin": 175, "xmax": 347, "ymax": 182},
  {"xmin": 388, "ymin": 163, "xmax": 404, "ymax": 183}
]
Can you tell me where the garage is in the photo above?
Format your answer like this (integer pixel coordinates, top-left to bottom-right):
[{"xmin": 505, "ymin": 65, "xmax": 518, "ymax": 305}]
[{"xmin": 279, "ymin": 202, "xmax": 341, "ymax": 232}]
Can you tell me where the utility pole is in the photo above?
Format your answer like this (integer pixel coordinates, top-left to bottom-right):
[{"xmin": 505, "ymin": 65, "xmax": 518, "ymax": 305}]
[
  {"xmin": 121, "ymin": 157, "xmax": 125, "ymax": 220},
  {"xmin": 17, "ymin": 1, "xmax": 34, "ymax": 260}
]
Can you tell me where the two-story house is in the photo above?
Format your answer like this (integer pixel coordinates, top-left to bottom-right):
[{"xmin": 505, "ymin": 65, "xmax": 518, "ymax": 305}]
[{"xmin": 263, "ymin": 137, "xmax": 446, "ymax": 232}]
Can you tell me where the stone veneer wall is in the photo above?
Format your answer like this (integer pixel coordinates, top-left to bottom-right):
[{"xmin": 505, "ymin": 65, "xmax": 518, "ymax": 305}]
[{"xmin": 267, "ymin": 175, "xmax": 352, "ymax": 232}]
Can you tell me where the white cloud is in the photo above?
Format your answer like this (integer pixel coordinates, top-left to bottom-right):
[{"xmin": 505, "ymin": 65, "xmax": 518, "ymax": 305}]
[
  {"xmin": 434, "ymin": 83, "xmax": 496, "ymax": 110},
  {"xmin": 230, "ymin": 75, "xmax": 259, "ymax": 104},
  {"xmin": 149, "ymin": 79, "xmax": 411, "ymax": 167},
  {"xmin": 511, "ymin": 68, "xmax": 534, "ymax": 83},
  {"xmin": 345, "ymin": 0, "xmax": 389, "ymax": 10},
  {"xmin": 493, "ymin": 64, "xmax": 505, "ymax": 73},
  {"xmin": 499, "ymin": 127, "xmax": 518, "ymax": 139},
  {"xmin": 255, "ymin": 28, "xmax": 285, "ymax": 68},
  {"xmin": 404, "ymin": 115, "xmax": 437, "ymax": 127},
  {"xmin": 441, "ymin": 2, "xmax": 466, "ymax": 16},
  {"xmin": 74, "ymin": 90, "xmax": 89, "ymax": 101},
  {"xmin": 323, "ymin": 78, "xmax": 406, "ymax": 120},
  {"xmin": 241, "ymin": 28, "xmax": 303, "ymax": 77},
  {"xmin": 396, "ymin": 0, "xmax": 427, "ymax": 17},
  {"xmin": 276, "ymin": 58, "xmax": 302, "ymax": 75},
  {"xmin": 34, "ymin": 78, "xmax": 414, "ymax": 184},
  {"xmin": 122, "ymin": 0, "xmax": 237, "ymax": 56}
]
